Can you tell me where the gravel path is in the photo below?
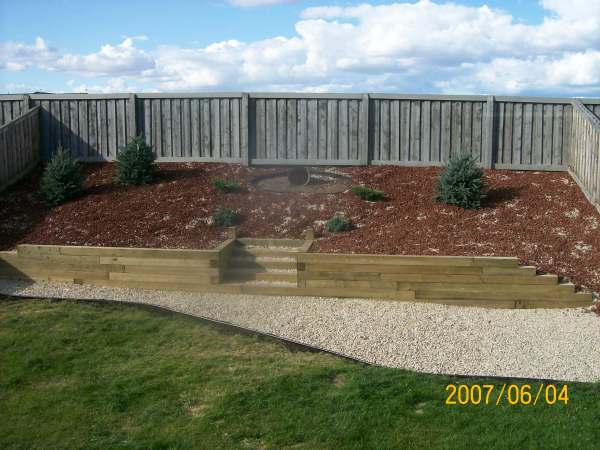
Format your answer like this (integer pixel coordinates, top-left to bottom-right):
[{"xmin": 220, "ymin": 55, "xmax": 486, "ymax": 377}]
[{"xmin": 1, "ymin": 279, "xmax": 599, "ymax": 383}]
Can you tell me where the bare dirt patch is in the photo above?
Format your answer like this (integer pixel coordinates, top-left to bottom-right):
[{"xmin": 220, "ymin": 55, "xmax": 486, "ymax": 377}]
[{"xmin": 1, "ymin": 162, "xmax": 599, "ymax": 295}]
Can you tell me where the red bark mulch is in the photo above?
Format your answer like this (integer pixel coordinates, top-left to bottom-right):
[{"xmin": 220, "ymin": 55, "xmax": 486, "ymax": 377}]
[{"xmin": 0, "ymin": 162, "xmax": 599, "ymax": 297}]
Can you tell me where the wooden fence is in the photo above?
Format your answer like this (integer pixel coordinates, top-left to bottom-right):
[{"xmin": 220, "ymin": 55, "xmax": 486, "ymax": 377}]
[
  {"xmin": 0, "ymin": 106, "xmax": 40, "ymax": 192},
  {"xmin": 1, "ymin": 93, "xmax": 599, "ymax": 171},
  {"xmin": 569, "ymin": 101, "xmax": 600, "ymax": 212},
  {"xmin": 0, "ymin": 95, "xmax": 30, "ymax": 126}
]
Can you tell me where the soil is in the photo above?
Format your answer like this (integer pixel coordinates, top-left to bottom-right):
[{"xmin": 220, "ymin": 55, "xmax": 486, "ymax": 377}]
[{"xmin": 1, "ymin": 162, "xmax": 599, "ymax": 297}]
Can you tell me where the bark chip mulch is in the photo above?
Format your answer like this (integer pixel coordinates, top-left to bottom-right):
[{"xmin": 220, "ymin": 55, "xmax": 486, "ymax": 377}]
[{"xmin": 0, "ymin": 162, "xmax": 599, "ymax": 297}]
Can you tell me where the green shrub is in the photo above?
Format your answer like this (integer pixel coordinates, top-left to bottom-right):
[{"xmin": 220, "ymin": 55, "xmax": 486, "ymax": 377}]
[
  {"xmin": 40, "ymin": 146, "xmax": 83, "ymax": 206},
  {"xmin": 351, "ymin": 185, "xmax": 385, "ymax": 201},
  {"xmin": 213, "ymin": 208, "xmax": 237, "ymax": 227},
  {"xmin": 115, "ymin": 135, "xmax": 156, "ymax": 186},
  {"xmin": 213, "ymin": 178, "xmax": 242, "ymax": 193},
  {"xmin": 325, "ymin": 215, "xmax": 352, "ymax": 233},
  {"xmin": 435, "ymin": 154, "xmax": 486, "ymax": 209}
]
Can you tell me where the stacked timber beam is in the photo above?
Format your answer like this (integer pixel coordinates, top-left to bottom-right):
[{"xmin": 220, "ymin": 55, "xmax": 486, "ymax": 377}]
[
  {"xmin": 0, "ymin": 240, "xmax": 593, "ymax": 309},
  {"xmin": 296, "ymin": 253, "xmax": 592, "ymax": 309}
]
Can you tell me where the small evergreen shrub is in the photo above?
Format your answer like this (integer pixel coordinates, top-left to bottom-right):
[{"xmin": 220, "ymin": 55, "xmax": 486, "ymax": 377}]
[
  {"xmin": 115, "ymin": 135, "xmax": 156, "ymax": 186},
  {"xmin": 351, "ymin": 185, "xmax": 385, "ymax": 201},
  {"xmin": 40, "ymin": 146, "xmax": 83, "ymax": 207},
  {"xmin": 325, "ymin": 215, "xmax": 352, "ymax": 233},
  {"xmin": 213, "ymin": 178, "xmax": 242, "ymax": 193},
  {"xmin": 435, "ymin": 154, "xmax": 486, "ymax": 209},
  {"xmin": 213, "ymin": 208, "xmax": 237, "ymax": 227}
]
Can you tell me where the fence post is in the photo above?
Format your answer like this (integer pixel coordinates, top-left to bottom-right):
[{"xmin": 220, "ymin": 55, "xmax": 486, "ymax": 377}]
[
  {"xmin": 21, "ymin": 94, "xmax": 30, "ymax": 114},
  {"xmin": 483, "ymin": 95, "xmax": 495, "ymax": 169},
  {"xmin": 241, "ymin": 93, "xmax": 250, "ymax": 166},
  {"xmin": 360, "ymin": 93, "xmax": 370, "ymax": 165},
  {"xmin": 128, "ymin": 93, "xmax": 138, "ymax": 140}
]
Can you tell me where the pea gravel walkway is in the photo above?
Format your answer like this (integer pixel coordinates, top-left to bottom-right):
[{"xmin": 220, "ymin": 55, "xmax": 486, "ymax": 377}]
[{"xmin": 1, "ymin": 279, "xmax": 599, "ymax": 383}]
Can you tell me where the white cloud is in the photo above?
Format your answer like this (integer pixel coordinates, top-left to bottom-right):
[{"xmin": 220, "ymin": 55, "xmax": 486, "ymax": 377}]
[{"xmin": 2, "ymin": 1, "xmax": 600, "ymax": 95}]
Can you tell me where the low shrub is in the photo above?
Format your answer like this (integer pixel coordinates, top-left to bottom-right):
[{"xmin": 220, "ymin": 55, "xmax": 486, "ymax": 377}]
[
  {"xmin": 115, "ymin": 135, "xmax": 156, "ymax": 186},
  {"xmin": 213, "ymin": 208, "xmax": 237, "ymax": 227},
  {"xmin": 435, "ymin": 154, "xmax": 486, "ymax": 209},
  {"xmin": 40, "ymin": 146, "xmax": 83, "ymax": 207},
  {"xmin": 351, "ymin": 185, "xmax": 385, "ymax": 201},
  {"xmin": 213, "ymin": 178, "xmax": 242, "ymax": 193},
  {"xmin": 326, "ymin": 215, "xmax": 352, "ymax": 233}
]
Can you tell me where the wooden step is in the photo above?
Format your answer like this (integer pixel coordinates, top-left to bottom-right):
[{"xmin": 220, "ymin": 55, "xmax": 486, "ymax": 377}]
[
  {"xmin": 229, "ymin": 256, "xmax": 296, "ymax": 270},
  {"xmin": 232, "ymin": 247, "xmax": 301, "ymax": 258},
  {"xmin": 226, "ymin": 268, "xmax": 297, "ymax": 283}
]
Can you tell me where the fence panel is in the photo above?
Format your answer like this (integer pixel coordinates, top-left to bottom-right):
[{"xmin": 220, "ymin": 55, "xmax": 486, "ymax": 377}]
[
  {"xmin": 136, "ymin": 93, "xmax": 246, "ymax": 163},
  {"xmin": 0, "ymin": 106, "xmax": 40, "ymax": 192},
  {"xmin": 30, "ymin": 94, "xmax": 133, "ymax": 161},
  {"xmin": 494, "ymin": 97, "xmax": 572, "ymax": 171},
  {"xmin": 369, "ymin": 95, "xmax": 490, "ymax": 166},
  {"xmin": 569, "ymin": 101, "xmax": 600, "ymax": 212},
  {"xmin": 249, "ymin": 94, "xmax": 365, "ymax": 165},
  {"xmin": 0, "ymin": 95, "xmax": 29, "ymax": 126}
]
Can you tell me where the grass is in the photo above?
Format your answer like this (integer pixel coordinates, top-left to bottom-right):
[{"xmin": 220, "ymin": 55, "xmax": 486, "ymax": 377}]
[
  {"xmin": 1, "ymin": 298, "xmax": 599, "ymax": 450},
  {"xmin": 351, "ymin": 185, "xmax": 386, "ymax": 201}
]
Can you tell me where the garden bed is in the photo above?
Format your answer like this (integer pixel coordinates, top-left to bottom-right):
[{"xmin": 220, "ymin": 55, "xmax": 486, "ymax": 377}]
[{"xmin": 1, "ymin": 162, "xmax": 599, "ymax": 295}]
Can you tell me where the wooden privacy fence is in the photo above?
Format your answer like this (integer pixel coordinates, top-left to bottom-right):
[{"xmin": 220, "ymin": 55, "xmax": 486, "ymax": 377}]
[
  {"xmin": 0, "ymin": 106, "xmax": 40, "ymax": 192},
  {"xmin": 1, "ymin": 92, "xmax": 600, "ymax": 171},
  {"xmin": 569, "ymin": 101, "xmax": 600, "ymax": 212}
]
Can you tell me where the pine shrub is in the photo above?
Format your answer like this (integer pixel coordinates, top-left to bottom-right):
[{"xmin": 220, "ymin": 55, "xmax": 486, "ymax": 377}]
[
  {"xmin": 115, "ymin": 135, "xmax": 156, "ymax": 186},
  {"xmin": 213, "ymin": 178, "xmax": 242, "ymax": 193},
  {"xmin": 213, "ymin": 208, "xmax": 237, "ymax": 227},
  {"xmin": 435, "ymin": 154, "xmax": 486, "ymax": 209},
  {"xmin": 326, "ymin": 215, "xmax": 352, "ymax": 233},
  {"xmin": 351, "ymin": 185, "xmax": 385, "ymax": 201},
  {"xmin": 40, "ymin": 146, "xmax": 83, "ymax": 207}
]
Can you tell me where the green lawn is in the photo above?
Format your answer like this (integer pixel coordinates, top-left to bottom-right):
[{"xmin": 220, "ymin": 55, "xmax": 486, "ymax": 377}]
[{"xmin": 1, "ymin": 298, "xmax": 599, "ymax": 450}]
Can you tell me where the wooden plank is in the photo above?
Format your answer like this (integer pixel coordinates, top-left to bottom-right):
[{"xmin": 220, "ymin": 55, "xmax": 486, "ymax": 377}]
[
  {"xmin": 429, "ymin": 101, "xmax": 441, "ymax": 162},
  {"xmin": 117, "ymin": 98, "xmax": 127, "ymax": 151},
  {"xmin": 390, "ymin": 100, "xmax": 400, "ymax": 162},
  {"xmin": 307, "ymin": 99, "xmax": 318, "ymax": 161},
  {"xmin": 171, "ymin": 98, "xmax": 182, "ymax": 157},
  {"xmin": 266, "ymin": 99, "xmax": 277, "ymax": 160},
  {"xmin": 409, "ymin": 100, "xmax": 421, "ymax": 161},
  {"xmin": 99, "ymin": 256, "xmax": 215, "ymax": 267},
  {"xmin": 532, "ymin": 103, "xmax": 544, "ymax": 165},
  {"xmin": 191, "ymin": 99, "xmax": 200, "ymax": 157},
  {"xmin": 511, "ymin": 103, "xmax": 523, "ymax": 165},
  {"xmin": 440, "ymin": 101, "xmax": 452, "ymax": 163},
  {"xmin": 68, "ymin": 100, "xmax": 79, "ymax": 158},
  {"xmin": 421, "ymin": 100, "xmax": 431, "ymax": 161},
  {"xmin": 522, "ymin": 103, "xmax": 533, "ymax": 165},
  {"xmin": 297, "ymin": 99, "xmax": 308, "ymax": 160},
  {"xmin": 360, "ymin": 95, "xmax": 369, "ymax": 164},
  {"xmin": 201, "ymin": 99, "xmax": 211, "ymax": 157},
  {"xmin": 337, "ymin": 99, "xmax": 348, "ymax": 160},
  {"xmin": 451, "ymin": 101, "xmax": 462, "ymax": 158},
  {"xmin": 552, "ymin": 104, "xmax": 563, "ymax": 166},
  {"xmin": 109, "ymin": 272, "xmax": 213, "ymax": 284},
  {"xmin": 254, "ymin": 99, "xmax": 265, "ymax": 159},
  {"xmin": 287, "ymin": 99, "xmax": 297, "ymax": 159},
  {"xmin": 298, "ymin": 253, "xmax": 518, "ymax": 267},
  {"xmin": 503, "ymin": 102, "xmax": 514, "ymax": 164},
  {"xmin": 461, "ymin": 101, "xmax": 472, "ymax": 157},
  {"xmin": 231, "ymin": 98, "xmax": 241, "ymax": 160},
  {"xmin": 211, "ymin": 98, "xmax": 221, "ymax": 159},
  {"xmin": 379, "ymin": 100, "xmax": 390, "ymax": 161},
  {"xmin": 542, "ymin": 103, "xmax": 554, "ymax": 166},
  {"xmin": 107, "ymin": 99, "xmax": 118, "ymax": 158},
  {"xmin": 277, "ymin": 98, "xmax": 287, "ymax": 160},
  {"xmin": 78, "ymin": 100, "xmax": 89, "ymax": 158},
  {"xmin": 182, "ymin": 98, "xmax": 191, "ymax": 157},
  {"xmin": 150, "ymin": 100, "xmax": 161, "ymax": 156},
  {"xmin": 318, "ymin": 99, "xmax": 328, "ymax": 160},
  {"xmin": 221, "ymin": 98, "xmax": 231, "ymax": 158},
  {"xmin": 372, "ymin": 99, "xmax": 380, "ymax": 161},
  {"xmin": 327, "ymin": 99, "xmax": 339, "ymax": 161}
]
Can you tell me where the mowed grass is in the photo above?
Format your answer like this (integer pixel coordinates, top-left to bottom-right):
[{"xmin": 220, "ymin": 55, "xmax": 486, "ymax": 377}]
[{"xmin": 1, "ymin": 298, "xmax": 599, "ymax": 450}]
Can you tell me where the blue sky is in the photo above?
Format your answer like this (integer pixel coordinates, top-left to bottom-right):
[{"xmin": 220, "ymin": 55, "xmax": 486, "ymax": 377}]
[{"xmin": 0, "ymin": 0, "xmax": 599, "ymax": 95}]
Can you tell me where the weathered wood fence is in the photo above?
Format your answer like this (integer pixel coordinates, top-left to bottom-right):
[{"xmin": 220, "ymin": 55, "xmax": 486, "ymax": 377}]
[
  {"xmin": 0, "ymin": 106, "xmax": 40, "ymax": 192},
  {"xmin": 1, "ymin": 93, "xmax": 599, "ymax": 172},
  {"xmin": 569, "ymin": 101, "xmax": 600, "ymax": 212}
]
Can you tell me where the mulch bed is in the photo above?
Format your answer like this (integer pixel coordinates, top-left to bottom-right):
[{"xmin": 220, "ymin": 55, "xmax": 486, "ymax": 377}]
[{"xmin": 1, "ymin": 162, "xmax": 599, "ymax": 296}]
